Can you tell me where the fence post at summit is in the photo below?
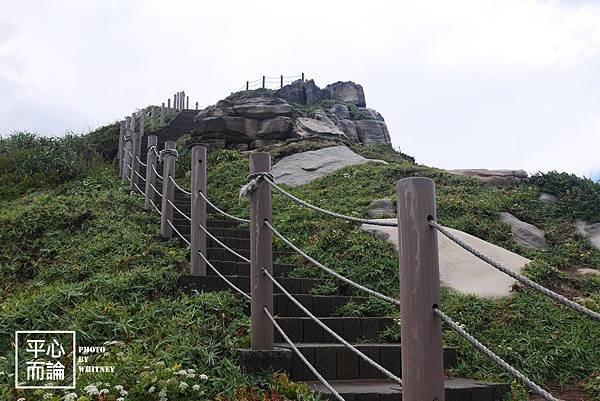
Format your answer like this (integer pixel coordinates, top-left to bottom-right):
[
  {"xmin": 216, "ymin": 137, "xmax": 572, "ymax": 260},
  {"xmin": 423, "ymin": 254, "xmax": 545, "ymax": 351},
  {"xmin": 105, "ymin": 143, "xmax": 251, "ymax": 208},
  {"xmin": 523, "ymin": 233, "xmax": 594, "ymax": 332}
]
[
  {"xmin": 160, "ymin": 141, "xmax": 177, "ymax": 238},
  {"xmin": 190, "ymin": 145, "xmax": 207, "ymax": 276},
  {"xmin": 280, "ymin": 75, "xmax": 283, "ymax": 88},
  {"xmin": 249, "ymin": 152, "xmax": 273, "ymax": 350},
  {"xmin": 144, "ymin": 135, "xmax": 158, "ymax": 210},
  {"xmin": 117, "ymin": 120, "xmax": 125, "ymax": 176},
  {"xmin": 130, "ymin": 112, "xmax": 143, "ymax": 193},
  {"xmin": 262, "ymin": 75, "xmax": 265, "ymax": 89},
  {"xmin": 396, "ymin": 177, "xmax": 445, "ymax": 401}
]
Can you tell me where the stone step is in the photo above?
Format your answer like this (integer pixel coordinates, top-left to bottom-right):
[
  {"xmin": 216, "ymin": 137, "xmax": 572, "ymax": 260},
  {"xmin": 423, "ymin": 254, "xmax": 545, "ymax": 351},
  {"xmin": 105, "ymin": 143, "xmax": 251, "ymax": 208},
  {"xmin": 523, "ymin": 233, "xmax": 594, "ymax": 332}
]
[
  {"xmin": 275, "ymin": 317, "xmax": 394, "ymax": 343},
  {"xmin": 205, "ymin": 247, "xmax": 297, "ymax": 262},
  {"xmin": 178, "ymin": 275, "xmax": 323, "ymax": 295},
  {"xmin": 206, "ymin": 261, "xmax": 298, "ymax": 277},
  {"xmin": 306, "ymin": 378, "xmax": 510, "ymax": 401},
  {"xmin": 280, "ymin": 343, "xmax": 457, "ymax": 381},
  {"xmin": 274, "ymin": 294, "xmax": 369, "ymax": 317}
]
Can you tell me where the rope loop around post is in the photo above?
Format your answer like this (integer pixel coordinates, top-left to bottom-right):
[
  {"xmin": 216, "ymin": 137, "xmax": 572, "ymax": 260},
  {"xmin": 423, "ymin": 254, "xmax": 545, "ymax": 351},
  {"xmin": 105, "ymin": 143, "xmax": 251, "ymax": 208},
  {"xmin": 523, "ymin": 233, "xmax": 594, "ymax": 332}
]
[
  {"xmin": 239, "ymin": 172, "xmax": 273, "ymax": 198},
  {"xmin": 159, "ymin": 148, "xmax": 179, "ymax": 163}
]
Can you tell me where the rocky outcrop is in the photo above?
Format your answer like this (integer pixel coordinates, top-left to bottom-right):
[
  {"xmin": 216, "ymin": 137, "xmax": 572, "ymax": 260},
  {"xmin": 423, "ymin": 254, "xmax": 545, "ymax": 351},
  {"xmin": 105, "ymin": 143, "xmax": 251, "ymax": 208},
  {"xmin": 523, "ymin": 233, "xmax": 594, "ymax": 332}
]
[
  {"xmin": 577, "ymin": 268, "xmax": 600, "ymax": 277},
  {"xmin": 361, "ymin": 220, "xmax": 530, "ymax": 298},
  {"xmin": 575, "ymin": 220, "xmax": 600, "ymax": 250},
  {"xmin": 368, "ymin": 199, "xmax": 396, "ymax": 218},
  {"xmin": 192, "ymin": 80, "xmax": 391, "ymax": 149},
  {"xmin": 271, "ymin": 145, "xmax": 386, "ymax": 187},
  {"xmin": 500, "ymin": 212, "xmax": 548, "ymax": 249},
  {"xmin": 449, "ymin": 169, "xmax": 528, "ymax": 186},
  {"xmin": 539, "ymin": 192, "xmax": 558, "ymax": 204}
]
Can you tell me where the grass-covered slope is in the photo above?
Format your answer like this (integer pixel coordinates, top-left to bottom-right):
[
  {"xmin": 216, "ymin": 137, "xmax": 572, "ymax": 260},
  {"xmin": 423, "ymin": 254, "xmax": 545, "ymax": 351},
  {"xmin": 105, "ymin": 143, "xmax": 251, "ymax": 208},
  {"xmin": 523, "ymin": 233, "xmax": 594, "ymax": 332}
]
[{"xmin": 1, "ymin": 130, "xmax": 599, "ymax": 400}]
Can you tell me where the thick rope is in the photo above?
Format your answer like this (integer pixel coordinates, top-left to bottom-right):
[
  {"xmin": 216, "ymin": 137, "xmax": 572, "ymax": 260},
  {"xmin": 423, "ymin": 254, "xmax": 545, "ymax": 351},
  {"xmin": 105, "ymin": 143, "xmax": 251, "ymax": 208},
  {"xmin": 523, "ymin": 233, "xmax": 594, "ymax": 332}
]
[
  {"xmin": 263, "ymin": 269, "xmax": 403, "ymax": 386},
  {"xmin": 196, "ymin": 251, "xmax": 250, "ymax": 301},
  {"xmin": 166, "ymin": 219, "xmax": 191, "ymax": 247},
  {"xmin": 197, "ymin": 223, "xmax": 251, "ymax": 263},
  {"xmin": 169, "ymin": 175, "xmax": 192, "ymax": 196},
  {"xmin": 148, "ymin": 198, "xmax": 161, "ymax": 215},
  {"xmin": 159, "ymin": 148, "xmax": 179, "ymax": 163},
  {"xmin": 242, "ymin": 173, "xmax": 397, "ymax": 227},
  {"xmin": 265, "ymin": 221, "xmax": 401, "ymax": 306},
  {"xmin": 197, "ymin": 191, "xmax": 250, "ymax": 224},
  {"xmin": 149, "ymin": 182, "xmax": 162, "ymax": 198},
  {"xmin": 134, "ymin": 170, "xmax": 146, "ymax": 182},
  {"xmin": 434, "ymin": 307, "xmax": 558, "ymax": 401},
  {"xmin": 148, "ymin": 145, "xmax": 160, "ymax": 158},
  {"xmin": 135, "ymin": 155, "xmax": 147, "ymax": 167},
  {"xmin": 167, "ymin": 199, "xmax": 191, "ymax": 222},
  {"xmin": 263, "ymin": 307, "xmax": 345, "ymax": 401},
  {"xmin": 133, "ymin": 183, "xmax": 144, "ymax": 196},
  {"xmin": 151, "ymin": 164, "xmax": 163, "ymax": 180},
  {"xmin": 430, "ymin": 220, "xmax": 600, "ymax": 321}
]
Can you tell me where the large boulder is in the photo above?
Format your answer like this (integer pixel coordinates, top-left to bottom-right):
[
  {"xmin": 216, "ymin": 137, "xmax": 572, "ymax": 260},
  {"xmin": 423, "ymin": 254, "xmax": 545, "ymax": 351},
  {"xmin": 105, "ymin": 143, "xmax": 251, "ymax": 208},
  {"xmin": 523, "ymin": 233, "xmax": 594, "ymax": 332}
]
[
  {"xmin": 329, "ymin": 104, "xmax": 350, "ymax": 120},
  {"xmin": 295, "ymin": 117, "xmax": 349, "ymax": 142},
  {"xmin": 575, "ymin": 220, "xmax": 600, "ymax": 250},
  {"xmin": 272, "ymin": 145, "xmax": 386, "ymax": 186},
  {"xmin": 233, "ymin": 103, "xmax": 294, "ymax": 119},
  {"xmin": 336, "ymin": 119, "xmax": 360, "ymax": 143},
  {"xmin": 357, "ymin": 107, "xmax": 384, "ymax": 121},
  {"xmin": 274, "ymin": 79, "xmax": 323, "ymax": 105},
  {"xmin": 361, "ymin": 220, "xmax": 530, "ymax": 298},
  {"xmin": 324, "ymin": 81, "xmax": 366, "ymax": 107},
  {"xmin": 195, "ymin": 116, "xmax": 259, "ymax": 138},
  {"xmin": 500, "ymin": 212, "xmax": 548, "ymax": 249},
  {"xmin": 449, "ymin": 169, "xmax": 528, "ymax": 186},
  {"xmin": 354, "ymin": 120, "xmax": 390, "ymax": 144},
  {"xmin": 257, "ymin": 116, "xmax": 293, "ymax": 140}
]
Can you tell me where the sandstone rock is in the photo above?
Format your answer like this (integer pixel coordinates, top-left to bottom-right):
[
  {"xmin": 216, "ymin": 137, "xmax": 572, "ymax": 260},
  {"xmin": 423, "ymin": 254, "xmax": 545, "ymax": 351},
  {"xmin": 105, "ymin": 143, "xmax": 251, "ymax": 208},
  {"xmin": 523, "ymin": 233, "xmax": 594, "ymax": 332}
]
[
  {"xmin": 336, "ymin": 119, "xmax": 360, "ymax": 143},
  {"xmin": 500, "ymin": 212, "xmax": 547, "ymax": 249},
  {"xmin": 368, "ymin": 199, "xmax": 396, "ymax": 218},
  {"xmin": 195, "ymin": 116, "xmax": 258, "ymax": 138},
  {"xmin": 231, "ymin": 96, "xmax": 286, "ymax": 106},
  {"xmin": 257, "ymin": 117, "xmax": 293, "ymax": 139},
  {"xmin": 251, "ymin": 139, "xmax": 278, "ymax": 149},
  {"xmin": 449, "ymin": 169, "xmax": 528, "ymax": 186},
  {"xmin": 539, "ymin": 192, "xmax": 558, "ymax": 204},
  {"xmin": 361, "ymin": 220, "xmax": 529, "ymax": 298},
  {"xmin": 330, "ymin": 104, "xmax": 350, "ymax": 120},
  {"xmin": 575, "ymin": 220, "xmax": 600, "ymax": 250},
  {"xmin": 274, "ymin": 79, "xmax": 323, "ymax": 105},
  {"xmin": 357, "ymin": 107, "xmax": 384, "ymax": 121},
  {"xmin": 354, "ymin": 120, "xmax": 391, "ymax": 144},
  {"xmin": 272, "ymin": 145, "xmax": 386, "ymax": 186},
  {"xmin": 324, "ymin": 81, "xmax": 366, "ymax": 107},
  {"xmin": 304, "ymin": 80, "xmax": 323, "ymax": 105},
  {"xmin": 295, "ymin": 117, "xmax": 349, "ymax": 141},
  {"xmin": 233, "ymin": 103, "xmax": 294, "ymax": 119},
  {"xmin": 576, "ymin": 268, "xmax": 600, "ymax": 277}
]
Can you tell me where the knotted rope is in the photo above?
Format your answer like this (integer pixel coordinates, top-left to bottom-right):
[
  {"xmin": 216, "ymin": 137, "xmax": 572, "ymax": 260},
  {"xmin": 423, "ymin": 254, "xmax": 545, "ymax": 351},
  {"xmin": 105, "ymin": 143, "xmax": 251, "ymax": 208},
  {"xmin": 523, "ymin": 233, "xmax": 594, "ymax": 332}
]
[
  {"xmin": 239, "ymin": 172, "xmax": 273, "ymax": 198},
  {"xmin": 158, "ymin": 148, "xmax": 179, "ymax": 163}
]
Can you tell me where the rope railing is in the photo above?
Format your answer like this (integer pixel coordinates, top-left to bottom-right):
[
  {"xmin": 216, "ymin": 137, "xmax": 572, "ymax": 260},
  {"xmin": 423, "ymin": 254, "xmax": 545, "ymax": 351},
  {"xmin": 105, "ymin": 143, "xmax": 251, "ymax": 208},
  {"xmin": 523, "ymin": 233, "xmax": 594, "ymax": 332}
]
[
  {"xmin": 148, "ymin": 198, "xmax": 161, "ymax": 214},
  {"xmin": 242, "ymin": 173, "xmax": 398, "ymax": 227},
  {"xmin": 265, "ymin": 221, "xmax": 401, "ymax": 306},
  {"xmin": 134, "ymin": 170, "xmax": 146, "ymax": 182},
  {"xmin": 262, "ymin": 268, "xmax": 403, "ymax": 386},
  {"xmin": 149, "ymin": 182, "xmax": 162, "ymax": 198},
  {"xmin": 197, "ymin": 223, "xmax": 251, "ymax": 264},
  {"xmin": 434, "ymin": 307, "xmax": 558, "ymax": 401},
  {"xmin": 133, "ymin": 182, "xmax": 144, "ymax": 196},
  {"xmin": 197, "ymin": 250, "xmax": 250, "ymax": 301},
  {"xmin": 198, "ymin": 191, "xmax": 250, "ymax": 224},
  {"xmin": 429, "ymin": 219, "xmax": 600, "ymax": 321},
  {"xmin": 169, "ymin": 175, "xmax": 192, "ymax": 196},
  {"xmin": 152, "ymin": 164, "xmax": 163, "ymax": 180},
  {"xmin": 136, "ymin": 155, "xmax": 147, "ymax": 167},
  {"xmin": 167, "ymin": 199, "xmax": 191, "ymax": 222},
  {"xmin": 166, "ymin": 219, "xmax": 191, "ymax": 247},
  {"xmin": 263, "ymin": 306, "xmax": 345, "ymax": 401}
]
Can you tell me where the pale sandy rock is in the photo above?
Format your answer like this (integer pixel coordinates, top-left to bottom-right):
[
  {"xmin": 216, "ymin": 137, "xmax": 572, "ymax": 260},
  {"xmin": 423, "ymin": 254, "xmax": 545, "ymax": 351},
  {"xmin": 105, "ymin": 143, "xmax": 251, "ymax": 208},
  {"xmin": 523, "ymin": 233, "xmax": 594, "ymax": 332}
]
[
  {"xmin": 575, "ymin": 220, "xmax": 600, "ymax": 250},
  {"xmin": 500, "ymin": 212, "xmax": 547, "ymax": 249},
  {"xmin": 449, "ymin": 169, "xmax": 528, "ymax": 186},
  {"xmin": 539, "ymin": 192, "xmax": 558, "ymax": 204},
  {"xmin": 577, "ymin": 268, "xmax": 600, "ymax": 277},
  {"xmin": 361, "ymin": 219, "xmax": 530, "ymax": 298}
]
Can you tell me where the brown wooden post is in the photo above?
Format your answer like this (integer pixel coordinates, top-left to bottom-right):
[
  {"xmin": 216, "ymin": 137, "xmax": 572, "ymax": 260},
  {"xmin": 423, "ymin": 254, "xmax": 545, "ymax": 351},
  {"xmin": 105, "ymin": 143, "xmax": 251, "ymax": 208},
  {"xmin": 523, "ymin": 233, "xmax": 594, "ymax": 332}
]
[
  {"xmin": 160, "ymin": 141, "xmax": 177, "ymax": 238},
  {"xmin": 249, "ymin": 152, "xmax": 273, "ymax": 350},
  {"xmin": 117, "ymin": 120, "xmax": 125, "ymax": 175},
  {"xmin": 301, "ymin": 72, "xmax": 305, "ymax": 82},
  {"xmin": 144, "ymin": 135, "xmax": 158, "ymax": 210},
  {"xmin": 246, "ymin": 81, "xmax": 249, "ymax": 90},
  {"xmin": 280, "ymin": 75, "xmax": 283, "ymax": 88},
  {"xmin": 186, "ymin": 95, "xmax": 189, "ymax": 110},
  {"xmin": 130, "ymin": 112, "xmax": 143, "ymax": 192},
  {"xmin": 262, "ymin": 75, "xmax": 265, "ymax": 89},
  {"xmin": 174, "ymin": 93, "xmax": 177, "ymax": 111},
  {"xmin": 190, "ymin": 145, "xmax": 207, "ymax": 276},
  {"xmin": 167, "ymin": 98, "xmax": 171, "ymax": 113},
  {"xmin": 195, "ymin": 101, "xmax": 198, "ymax": 110},
  {"xmin": 122, "ymin": 117, "xmax": 132, "ymax": 179},
  {"xmin": 396, "ymin": 177, "xmax": 445, "ymax": 401}
]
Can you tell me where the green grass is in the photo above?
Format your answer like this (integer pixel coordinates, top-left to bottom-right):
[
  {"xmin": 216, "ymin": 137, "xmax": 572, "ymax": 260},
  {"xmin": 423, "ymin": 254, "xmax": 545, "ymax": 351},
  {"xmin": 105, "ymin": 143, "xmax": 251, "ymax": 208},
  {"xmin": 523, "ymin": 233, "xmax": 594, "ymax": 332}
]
[{"xmin": 1, "ymin": 128, "xmax": 599, "ymax": 400}]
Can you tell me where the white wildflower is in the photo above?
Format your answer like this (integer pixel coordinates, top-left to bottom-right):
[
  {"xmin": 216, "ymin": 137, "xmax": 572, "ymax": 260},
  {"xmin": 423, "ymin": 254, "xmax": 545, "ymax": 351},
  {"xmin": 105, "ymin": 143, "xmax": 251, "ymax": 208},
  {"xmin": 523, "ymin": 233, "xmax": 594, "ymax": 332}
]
[
  {"xmin": 17, "ymin": 398, "xmax": 26, "ymax": 401},
  {"xmin": 99, "ymin": 389, "xmax": 109, "ymax": 395},
  {"xmin": 175, "ymin": 369, "xmax": 187, "ymax": 376},
  {"xmin": 199, "ymin": 373, "xmax": 208, "ymax": 381},
  {"xmin": 179, "ymin": 381, "xmax": 188, "ymax": 390},
  {"xmin": 114, "ymin": 385, "xmax": 124, "ymax": 391},
  {"xmin": 64, "ymin": 393, "xmax": 78, "ymax": 401},
  {"xmin": 120, "ymin": 389, "xmax": 128, "ymax": 397},
  {"xmin": 117, "ymin": 398, "xmax": 124, "ymax": 401},
  {"xmin": 84, "ymin": 385, "xmax": 99, "ymax": 395},
  {"xmin": 192, "ymin": 384, "xmax": 201, "ymax": 391},
  {"xmin": 43, "ymin": 393, "xmax": 54, "ymax": 400},
  {"xmin": 148, "ymin": 386, "xmax": 156, "ymax": 393},
  {"xmin": 187, "ymin": 368, "xmax": 195, "ymax": 374}
]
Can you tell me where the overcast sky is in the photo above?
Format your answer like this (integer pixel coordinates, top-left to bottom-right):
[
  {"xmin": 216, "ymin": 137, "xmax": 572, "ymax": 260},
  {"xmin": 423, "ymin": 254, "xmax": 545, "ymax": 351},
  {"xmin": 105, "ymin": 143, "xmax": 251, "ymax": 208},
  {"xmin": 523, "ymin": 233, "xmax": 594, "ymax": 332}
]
[{"xmin": 1, "ymin": 0, "xmax": 599, "ymax": 177}]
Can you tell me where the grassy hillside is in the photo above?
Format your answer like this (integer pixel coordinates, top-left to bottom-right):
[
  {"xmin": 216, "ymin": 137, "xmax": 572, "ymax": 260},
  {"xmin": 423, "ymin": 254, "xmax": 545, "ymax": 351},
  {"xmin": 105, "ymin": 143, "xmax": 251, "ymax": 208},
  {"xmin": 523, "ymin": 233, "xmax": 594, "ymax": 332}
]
[{"xmin": 0, "ymin": 131, "xmax": 599, "ymax": 400}]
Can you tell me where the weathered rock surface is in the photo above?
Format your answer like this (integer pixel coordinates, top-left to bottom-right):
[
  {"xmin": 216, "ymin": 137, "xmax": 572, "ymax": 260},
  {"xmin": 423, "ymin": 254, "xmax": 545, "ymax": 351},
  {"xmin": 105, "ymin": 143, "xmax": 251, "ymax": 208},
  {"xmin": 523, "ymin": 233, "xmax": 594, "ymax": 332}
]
[
  {"xmin": 539, "ymin": 192, "xmax": 558, "ymax": 204},
  {"xmin": 577, "ymin": 268, "xmax": 600, "ymax": 277},
  {"xmin": 361, "ymin": 220, "xmax": 530, "ymax": 298},
  {"xmin": 575, "ymin": 220, "xmax": 600, "ymax": 250},
  {"xmin": 192, "ymin": 80, "xmax": 391, "ymax": 148},
  {"xmin": 500, "ymin": 212, "xmax": 548, "ymax": 249},
  {"xmin": 368, "ymin": 199, "xmax": 396, "ymax": 218},
  {"xmin": 449, "ymin": 169, "xmax": 528, "ymax": 186},
  {"xmin": 324, "ymin": 81, "xmax": 366, "ymax": 107},
  {"xmin": 272, "ymin": 145, "xmax": 386, "ymax": 187}
]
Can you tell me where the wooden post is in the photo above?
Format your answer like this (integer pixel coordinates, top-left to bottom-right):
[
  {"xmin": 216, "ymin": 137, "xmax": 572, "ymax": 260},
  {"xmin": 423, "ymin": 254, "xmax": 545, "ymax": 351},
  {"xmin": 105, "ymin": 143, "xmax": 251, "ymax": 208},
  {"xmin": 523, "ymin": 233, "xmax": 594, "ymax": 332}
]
[
  {"xmin": 160, "ymin": 141, "xmax": 177, "ymax": 238},
  {"xmin": 190, "ymin": 145, "xmax": 207, "ymax": 276},
  {"xmin": 174, "ymin": 93, "xmax": 177, "ymax": 111},
  {"xmin": 117, "ymin": 120, "xmax": 125, "ymax": 175},
  {"xmin": 144, "ymin": 135, "xmax": 158, "ymax": 210},
  {"xmin": 122, "ymin": 117, "xmax": 132, "ymax": 179},
  {"xmin": 130, "ymin": 112, "xmax": 143, "ymax": 192},
  {"xmin": 167, "ymin": 98, "xmax": 171, "ymax": 113},
  {"xmin": 262, "ymin": 75, "xmax": 265, "ymax": 89},
  {"xmin": 249, "ymin": 152, "xmax": 273, "ymax": 350},
  {"xmin": 280, "ymin": 75, "xmax": 283, "ymax": 88},
  {"xmin": 301, "ymin": 72, "xmax": 305, "ymax": 82},
  {"xmin": 396, "ymin": 177, "xmax": 445, "ymax": 401},
  {"xmin": 246, "ymin": 81, "xmax": 249, "ymax": 90},
  {"xmin": 195, "ymin": 101, "xmax": 198, "ymax": 110},
  {"xmin": 186, "ymin": 95, "xmax": 189, "ymax": 110},
  {"xmin": 160, "ymin": 103, "xmax": 165, "ymax": 124}
]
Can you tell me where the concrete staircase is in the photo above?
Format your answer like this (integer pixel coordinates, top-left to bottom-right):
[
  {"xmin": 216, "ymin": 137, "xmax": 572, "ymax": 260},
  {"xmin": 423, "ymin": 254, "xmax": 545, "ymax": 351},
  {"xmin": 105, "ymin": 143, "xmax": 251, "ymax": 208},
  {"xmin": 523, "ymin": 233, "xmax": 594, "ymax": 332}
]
[{"xmin": 130, "ymin": 121, "xmax": 511, "ymax": 400}]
